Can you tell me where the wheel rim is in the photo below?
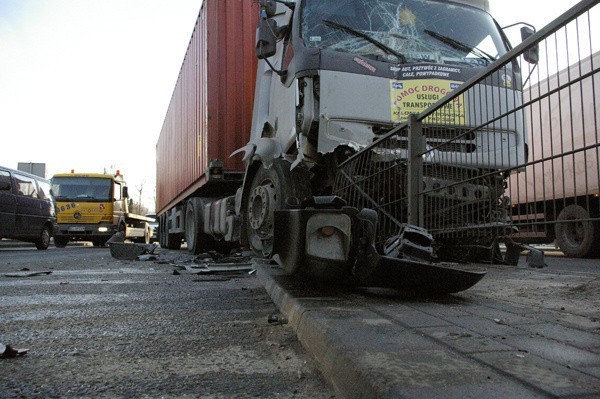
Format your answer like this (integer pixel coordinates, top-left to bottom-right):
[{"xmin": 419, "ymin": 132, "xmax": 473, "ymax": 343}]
[
  {"xmin": 248, "ymin": 179, "xmax": 278, "ymax": 256},
  {"xmin": 41, "ymin": 228, "xmax": 50, "ymax": 247},
  {"xmin": 564, "ymin": 218, "xmax": 587, "ymax": 247}
]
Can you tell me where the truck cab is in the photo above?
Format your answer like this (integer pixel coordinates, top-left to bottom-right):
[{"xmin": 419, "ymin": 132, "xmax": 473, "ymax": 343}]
[
  {"xmin": 241, "ymin": 0, "xmax": 528, "ymax": 256},
  {"xmin": 51, "ymin": 172, "xmax": 152, "ymax": 247}
]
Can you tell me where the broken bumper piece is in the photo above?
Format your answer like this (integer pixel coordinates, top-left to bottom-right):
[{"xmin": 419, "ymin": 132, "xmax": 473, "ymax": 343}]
[{"xmin": 274, "ymin": 196, "xmax": 486, "ymax": 294}]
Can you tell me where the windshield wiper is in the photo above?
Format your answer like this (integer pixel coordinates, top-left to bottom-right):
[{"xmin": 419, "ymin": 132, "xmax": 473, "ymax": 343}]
[
  {"xmin": 322, "ymin": 19, "xmax": 406, "ymax": 64},
  {"xmin": 423, "ymin": 29, "xmax": 496, "ymax": 62}
]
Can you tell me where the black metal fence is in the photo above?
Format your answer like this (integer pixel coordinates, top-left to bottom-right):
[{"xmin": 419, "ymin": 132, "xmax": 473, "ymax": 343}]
[{"xmin": 334, "ymin": 0, "xmax": 599, "ymax": 260}]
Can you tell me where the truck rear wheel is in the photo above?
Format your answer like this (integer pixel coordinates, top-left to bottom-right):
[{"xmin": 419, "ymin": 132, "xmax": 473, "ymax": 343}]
[
  {"xmin": 555, "ymin": 205, "xmax": 597, "ymax": 258},
  {"xmin": 245, "ymin": 159, "xmax": 311, "ymax": 258}
]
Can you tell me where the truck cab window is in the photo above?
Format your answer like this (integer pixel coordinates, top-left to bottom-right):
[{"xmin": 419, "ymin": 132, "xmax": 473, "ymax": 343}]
[{"xmin": 114, "ymin": 182, "xmax": 122, "ymax": 201}]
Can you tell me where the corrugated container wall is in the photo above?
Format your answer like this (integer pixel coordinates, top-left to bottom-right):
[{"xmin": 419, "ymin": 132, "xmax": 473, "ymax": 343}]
[{"xmin": 156, "ymin": 0, "xmax": 259, "ymax": 214}]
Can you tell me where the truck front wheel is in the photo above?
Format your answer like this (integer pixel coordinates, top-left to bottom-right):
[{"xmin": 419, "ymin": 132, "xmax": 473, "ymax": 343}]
[
  {"xmin": 54, "ymin": 236, "xmax": 69, "ymax": 248},
  {"xmin": 555, "ymin": 205, "xmax": 597, "ymax": 258},
  {"xmin": 245, "ymin": 159, "xmax": 311, "ymax": 258}
]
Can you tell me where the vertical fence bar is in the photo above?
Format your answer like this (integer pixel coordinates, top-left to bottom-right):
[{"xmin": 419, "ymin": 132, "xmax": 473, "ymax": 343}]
[{"xmin": 407, "ymin": 114, "xmax": 424, "ymax": 227}]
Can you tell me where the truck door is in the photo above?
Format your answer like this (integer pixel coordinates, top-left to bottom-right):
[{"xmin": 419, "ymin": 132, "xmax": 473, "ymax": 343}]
[
  {"xmin": 112, "ymin": 180, "xmax": 125, "ymax": 226},
  {"xmin": 0, "ymin": 170, "xmax": 17, "ymax": 237}
]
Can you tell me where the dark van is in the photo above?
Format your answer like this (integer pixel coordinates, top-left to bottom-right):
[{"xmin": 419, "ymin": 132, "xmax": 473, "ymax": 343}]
[{"xmin": 0, "ymin": 166, "xmax": 56, "ymax": 250}]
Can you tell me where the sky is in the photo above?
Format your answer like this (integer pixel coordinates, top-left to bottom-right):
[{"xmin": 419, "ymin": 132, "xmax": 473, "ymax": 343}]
[{"xmin": 0, "ymin": 0, "xmax": 583, "ymax": 211}]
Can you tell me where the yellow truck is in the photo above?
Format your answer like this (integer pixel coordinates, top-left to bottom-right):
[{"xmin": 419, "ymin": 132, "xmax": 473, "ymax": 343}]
[{"xmin": 50, "ymin": 171, "xmax": 154, "ymax": 247}]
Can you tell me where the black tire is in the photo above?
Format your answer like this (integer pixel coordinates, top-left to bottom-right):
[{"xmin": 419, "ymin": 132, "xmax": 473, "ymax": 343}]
[
  {"xmin": 144, "ymin": 226, "xmax": 151, "ymax": 244},
  {"xmin": 185, "ymin": 198, "xmax": 214, "ymax": 255},
  {"xmin": 35, "ymin": 225, "xmax": 51, "ymax": 250},
  {"xmin": 54, "ymin": 236, "xmax": 69, "ymax": 248},
  {"xmin": 160, "ymin": 213, "xmax": 182, "ymax": 250},
  {"xmin": 158, "ymin": 214, "xmax": 167, "ymax": 248},
  {"xmin": 555, "ymin": 205, "xmax": 596, "ymax": 258},
  {"xmin": 92, "ymin": 239, "xmax": 107, "ymax": 247},
  {"xmin": 245, "ymin": 159, "xmax": 311, "ymax": 258}
]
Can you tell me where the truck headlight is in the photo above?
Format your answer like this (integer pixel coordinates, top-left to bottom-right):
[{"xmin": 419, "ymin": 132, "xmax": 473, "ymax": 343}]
[{"xmin": 98, "ymin": 227, "xmax": 109, "ymax": 233}]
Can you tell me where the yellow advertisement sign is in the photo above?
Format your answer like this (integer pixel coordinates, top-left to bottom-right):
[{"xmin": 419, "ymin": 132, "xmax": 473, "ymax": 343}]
[{"xmin": 391, "ymin": 79, "xmax": 465, "ymax": 124}]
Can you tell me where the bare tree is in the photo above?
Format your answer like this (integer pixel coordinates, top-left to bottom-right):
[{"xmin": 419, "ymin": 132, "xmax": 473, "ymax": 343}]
[{"xmin": 135, "ymin": 180, "xmax": 146, "ymax": 215}]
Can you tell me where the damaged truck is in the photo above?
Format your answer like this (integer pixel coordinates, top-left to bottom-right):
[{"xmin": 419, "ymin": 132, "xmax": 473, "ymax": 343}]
[{"xmin": 156, "ymin": 0, "xmax": 535, "ymax": 293}]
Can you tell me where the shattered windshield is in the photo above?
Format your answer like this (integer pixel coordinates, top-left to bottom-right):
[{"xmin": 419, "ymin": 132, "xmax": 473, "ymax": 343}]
[{"xmin": 301, "ymin": 0, "xmax": 507, "ymax": 66}]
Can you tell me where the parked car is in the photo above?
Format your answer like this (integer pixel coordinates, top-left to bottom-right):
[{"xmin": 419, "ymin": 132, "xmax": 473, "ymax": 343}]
[
  {"xmin": 0, "ymin": 166, "xmax": 56, "ymax": 249},
  {"xmin": 145, "ymin": 213, "xmax": 158, "ymax": 242}
]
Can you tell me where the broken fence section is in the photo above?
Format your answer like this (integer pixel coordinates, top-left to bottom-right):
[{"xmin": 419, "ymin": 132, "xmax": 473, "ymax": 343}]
[{"xmin": 334, "ymin": 0, "xmax": 600, "ymax": 261}]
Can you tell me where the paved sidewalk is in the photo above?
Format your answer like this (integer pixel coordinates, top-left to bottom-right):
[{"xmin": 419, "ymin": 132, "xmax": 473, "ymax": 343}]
[{"xmin": 255, "ymin": 259, "xmax": 600, "ymax": 398}]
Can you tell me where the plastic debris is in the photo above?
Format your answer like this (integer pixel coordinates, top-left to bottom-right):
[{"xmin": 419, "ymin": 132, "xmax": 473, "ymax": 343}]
[
  {"xmin": 173, "ymin": 264, "xmax": 254, "ymax": 275},
  {"xmin": 267, "ymin": 313, "xmax": 288, "ymax": 325},
  {"xmin": 4, "ymin": 271, "xmax": 52, "ymax": 278},
  {"xmin": 0, "ymin": 343, "xmax": 28, "ymax": 358},
  {"xmin": 137, "ymin": 254, "xmax": 158, "ymax": 261},
  {"xmin": 109, "ymin": 243, "xmax": 157, "ymax": 260},
  {"xmin": 106, "ymin": 231, "xmax": 125, "ymax": 244}
]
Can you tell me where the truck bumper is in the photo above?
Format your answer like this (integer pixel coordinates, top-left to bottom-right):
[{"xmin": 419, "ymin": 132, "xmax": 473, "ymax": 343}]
[
  {"xmin": 53, "ymin": 223, "xmax": 117, "ymax": 241},
  {"xmin": 273, "ymin": 196, "xmax": 486, "ymax": 294}
]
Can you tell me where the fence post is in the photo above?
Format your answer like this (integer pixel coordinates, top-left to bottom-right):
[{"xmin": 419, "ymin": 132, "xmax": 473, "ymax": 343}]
[{"xmin": 407, "ymin": 114, "xmax": 424, "ymax": 227}]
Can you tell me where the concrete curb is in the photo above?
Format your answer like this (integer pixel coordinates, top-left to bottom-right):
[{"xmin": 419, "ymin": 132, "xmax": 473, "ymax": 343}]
[
  {"xmin": 254, "ymin": 261, "xmax": 600, "ymax": 399},
  {"xmin": 255, "ymin": 262, "xmax": 381, "ymax": 398}
]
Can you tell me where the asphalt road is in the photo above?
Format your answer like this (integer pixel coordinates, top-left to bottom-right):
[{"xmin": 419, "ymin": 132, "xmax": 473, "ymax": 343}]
[
  {"xmin": 1, "ymin": 241, "xmax": 599, "ymax": 398},
  {"xmin": 0, "ymin": 244, "xmax": 335, "ymax": 398}
]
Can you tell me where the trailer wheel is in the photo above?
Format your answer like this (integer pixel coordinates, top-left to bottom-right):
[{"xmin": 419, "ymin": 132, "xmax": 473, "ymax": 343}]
[
  {"xmin": 159, "ymin": 214, "xmax": 167, "ymax": 248},
  {"xmin": 245, "ymin": 159, "xmax": 310, "ymax": 258},
  {"xmin": 185, "ymin": 198, "xmax": 214, "ymax": 254},
  {"xmin": 555, "ymin": 205, "xmax": 596, "ymax": 258},
  {"xmin": 159, "ymin": 213, "xmax": 181, "ymax": 250}
]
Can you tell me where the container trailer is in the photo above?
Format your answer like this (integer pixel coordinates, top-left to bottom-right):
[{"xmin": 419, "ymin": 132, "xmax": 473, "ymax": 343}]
[{"xmin": 509, "ymin": 51, "xmax": 600, "ymax": 258}]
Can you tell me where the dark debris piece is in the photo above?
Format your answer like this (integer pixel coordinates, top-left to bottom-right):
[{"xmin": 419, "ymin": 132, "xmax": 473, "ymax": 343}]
[
  {"xmin": 4, "ymin": 271, "xmax": 52, "ymax": 278},
  {"xmin": 0, "ymin": 343, "xmax": 28, "ymax": 358}
]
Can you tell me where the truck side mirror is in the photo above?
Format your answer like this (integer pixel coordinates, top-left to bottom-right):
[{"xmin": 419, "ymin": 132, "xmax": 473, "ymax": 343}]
[
  {"xmin": 256, "ymin": 18, "xmax": 278, "ymax": 59},
  {"xmin": 122, "ymin": 186, "xmax": 129, "ymax": 198},
  {"xmin": 520, "ymin": 26, "xmax": 539, "ymax": 64},
  {"xmin": 0, "ymin": 181, "xmax": 11, "ymax": 191},
  {"xmin": 259, "ymin": 0, "xmax": 277, "ymax": 18}
]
